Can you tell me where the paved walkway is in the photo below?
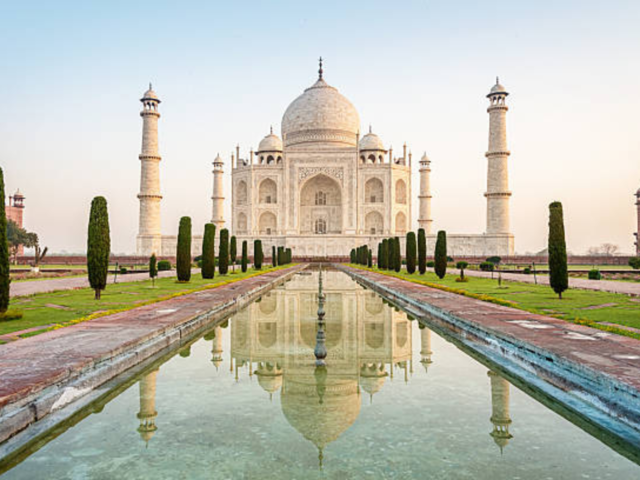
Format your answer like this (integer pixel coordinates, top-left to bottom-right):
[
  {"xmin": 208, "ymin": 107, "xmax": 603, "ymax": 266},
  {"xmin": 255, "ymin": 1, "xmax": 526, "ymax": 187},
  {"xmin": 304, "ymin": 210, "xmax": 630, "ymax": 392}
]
[
  {"xmin": 10, "ymin": 270, "xmax": 178, "ymax": 297},
  {"xmin": 455, "ymin": 268, "xmax": 640, "ymax": 296},
  {"xmin": 0, "ymin": 265, "xmax": 303, "ymax": 443}
]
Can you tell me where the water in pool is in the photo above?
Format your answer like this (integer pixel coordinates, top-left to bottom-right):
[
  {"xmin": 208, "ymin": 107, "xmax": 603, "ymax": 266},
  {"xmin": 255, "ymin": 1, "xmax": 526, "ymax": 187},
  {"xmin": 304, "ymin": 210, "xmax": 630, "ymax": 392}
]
[{"xmin": 1, "ymin": 270, "xmax": 639, "ymax": 479}]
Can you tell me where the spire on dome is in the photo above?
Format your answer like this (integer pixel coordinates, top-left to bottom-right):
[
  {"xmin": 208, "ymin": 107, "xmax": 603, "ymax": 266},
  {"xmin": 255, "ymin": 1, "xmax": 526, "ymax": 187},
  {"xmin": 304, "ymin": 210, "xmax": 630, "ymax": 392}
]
[{"xmin": 318, "ymin": 57, "xmax": 323, "ymax": 80}]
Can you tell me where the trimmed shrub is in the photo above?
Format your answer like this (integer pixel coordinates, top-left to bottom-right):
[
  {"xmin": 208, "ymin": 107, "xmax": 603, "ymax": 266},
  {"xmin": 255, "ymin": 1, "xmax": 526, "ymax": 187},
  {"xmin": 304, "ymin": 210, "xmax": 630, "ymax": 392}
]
[
  {"xmin": 176, "ymin": 217, "xmax": 192, "ymax": 282},
  {"xmin": 588, "ymin": 269, "xmax": 601, "ymax": 280},
  {"xmin": 87, "ymin": 196, "xmax": 111, "ymax": 299},
  {"xmin": 157, "ymin": 260, "xmax": 171, "ymax": 271},
  {"xmin": 456, "ymin": 261, "xmax": 468, "ymax": 281},
  {"xmin": 119, "ymin": 266, "xmax": 128, "ymax": 274},
  {"xmin": 367, "ymin": 248, "xmax": 373, "ymax": 268},
  {"xmin": 254, "ymin": 240, "xmax": 263, "ymax": 269},
  {"xmin": 548, "ymin": 202, "xmax": 568, "ymax": 299},
  {"xmin": 0, "ymin": 168, "xmax": 8, "ymax": 313},
  {"xmin": 201, "ymin": 223, "xmax": 216, "ymax": 279},
  {"xmin": 230, "ymin": 235, "xmax": 237, "ymax": 272},
  {"xmin": 629, "ymin": 257, "xmax": 640, "ymax": 270},
  {"xmin": 218, "ymin": 229, "xmax": 229, "ymax": 275},
  {"xmin": 406, "ymin": 232, "xmax": 417, "ymax": 274},
  {"xmin": 272, "ymin": 245, "xmax": 277, "ymax": 267},
  {"xmin": 380, "ymin": 240, "xmax": 388, "ymax": 269},
  {"xmin": 486, "ymin": 256, "xmax": 502, "ymax": 266},
  {"xmin": 523, "ymin": 266, "xmax": 531, "ymax": 274},
  {"xmin": 434, "ymin": 230, "xmax": 447, "ymax": 279},
  {"xmin": 149, "ymin": 254, "xmax": 158, "ymax": 286},
  {"xmin": 479, "ymin": 261, "xmax": 494, "ymax": 272},
  {"xmin": 418, "ymin": 228, "xmax": 426, "ymax": 275},
  {"xmin": 350, "ymin": 248, "xmax": 356, "ymax": 264},
  {"xmin": 426, "ymin": 261, "xmax": 435, "ymax": 268},
  {"xmin": 241, "ymin": 240, "xmax": 248, "ymax": 273}
]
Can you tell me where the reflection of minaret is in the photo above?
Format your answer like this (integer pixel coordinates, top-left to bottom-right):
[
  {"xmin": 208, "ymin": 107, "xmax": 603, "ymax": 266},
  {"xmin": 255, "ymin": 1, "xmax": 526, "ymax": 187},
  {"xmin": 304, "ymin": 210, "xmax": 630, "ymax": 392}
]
[
  {"xmin": 137, "ymin": 369, "xmax": 159, "ymax": 446},
  {"xmin": 419, "ymin": 325, "xmax": 433, "ymax": 373},
  {"xmin": 211, "ymin": 326, "xmax": 223, "ymax": 369},
  {"xmin": 488, "ymin": 370, "xmax": 513, "ymax": 452}
]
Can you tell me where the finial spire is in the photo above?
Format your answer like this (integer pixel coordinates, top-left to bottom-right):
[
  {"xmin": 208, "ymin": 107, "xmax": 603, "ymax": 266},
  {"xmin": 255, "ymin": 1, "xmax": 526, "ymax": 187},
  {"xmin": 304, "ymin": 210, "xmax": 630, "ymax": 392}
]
[
  {"xmin": 318, "ymin": 56, "xmax": 323, "ymax": 80},
  {"xmin": 496, "ymin": 76, "xmax": 499, "ymax": 85},
  {"xmin": 149, "ymin": 82, "xmax": 152, "ymax": 90},
  {"xmin": 369, "ymin": 125, "xmax": 372, "ymax": 134},
  {"xmin": 270, "ymin": 125, "xmax": 273, "ymax": 135}
]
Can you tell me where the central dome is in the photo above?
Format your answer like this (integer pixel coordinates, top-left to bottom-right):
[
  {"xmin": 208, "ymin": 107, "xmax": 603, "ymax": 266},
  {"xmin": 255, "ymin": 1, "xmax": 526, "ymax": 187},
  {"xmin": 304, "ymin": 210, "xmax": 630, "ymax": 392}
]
[{"xmin": 281, "ymin": 77, "xmax": 360, "ymax": 148}]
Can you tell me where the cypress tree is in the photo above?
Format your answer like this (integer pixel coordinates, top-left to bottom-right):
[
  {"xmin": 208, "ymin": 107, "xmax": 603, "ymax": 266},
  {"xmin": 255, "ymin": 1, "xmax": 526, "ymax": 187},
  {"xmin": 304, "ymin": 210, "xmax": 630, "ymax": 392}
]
[
  {"xmin": 377, "ymin": 242, "xmax": 382, "ymax": 269},
  {"xmin": 149, "ymin": 253, "xmax": 158, "ymax": 287},
  {"xmin": 176, "ymin": 216, "xmax": 192, "ymax": 282},
  {"xmin": 418, "ymin": 228, "xmax": 426, "ymax": 275},
  {"xmin": 434, "ymin": 230, "xmax": 447, "ymax": 279},
  {"xmin": 218, "ymin": 229, "xmax": 229, "ymax": 275},
  {"xmin": 241, "ymin": 240, "xmax": 248, "ymax": 273},
  {"xmin": 87, "ymin": 196, "xmax": 111, "ymax": 299},
  {"xmin": 278, "ymin": 246, "xmax": 284, "ymax": 266},
  {"xmin": 406, "ymin": 232, "xmax": 417, "ymax": 274},
  {"xmin": 254, "ymin": 239, "xmax": 263, "ymax": 269},
  {"xmin": 367, "ymin": 248, "xmax": 373, "ymax": 268},
  {"xmin": 548, "ymin": 201, "xmax": 568, "ymax": 299},
  {"xmin": 393, "ymin": 237, "xmax": 401, "ymax": 273},
  {"xmin": 272, "ymin": 245, "xmax": 277, "ymax": 267},
  {"xmin": 386, "ymin": 238, "xmax": 393, "ymax": 270},
  {"xmin": 0, "ymin": 168, "xmax": 10, "ymax": 312},
  {"xmin": 350, "ymin": 248, "xmax": 356, "ymax": 264},
  {"xmin": 230, "ymin": 236, "xmax": 237, "ymax": 272},
  {"xmin": 287, "ymin": 248, "xmax": 292, "ymax": 264},
  {"xmin": 201, "ymin": 223, "xmax": 216, "ymax": 279}
]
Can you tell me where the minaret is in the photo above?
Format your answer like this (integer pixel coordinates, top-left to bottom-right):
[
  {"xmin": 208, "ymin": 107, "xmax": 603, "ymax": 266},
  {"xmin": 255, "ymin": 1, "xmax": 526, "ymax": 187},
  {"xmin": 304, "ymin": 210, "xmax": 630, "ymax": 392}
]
[
  {"xmin": 485, "ymin": 78, "xmax": 511, "ymax": 235},
  {"xmin": 419, "ymin": 325, "xmax": 433, "ymax": 372},
  {"xmin": 487, "ymin": 370, "xmax": 513, "ymax": 452},
  {"xmin": 418, "ymin": 153, "xmax": 433, "ymax": 234},
  {"xmin": 211, "ymin": 153, "xmax": 225, "ymax": 230},
  {"xmin": 137, "ymin": 369, "xmax": 159, "ymax": 446},
  {"xmin": 137, "ymin": 84, "xmax": 163, "ymax": 256},
  {"xmin": 634, "ymin": 189, "xmax": 640, "ymax": 254}
]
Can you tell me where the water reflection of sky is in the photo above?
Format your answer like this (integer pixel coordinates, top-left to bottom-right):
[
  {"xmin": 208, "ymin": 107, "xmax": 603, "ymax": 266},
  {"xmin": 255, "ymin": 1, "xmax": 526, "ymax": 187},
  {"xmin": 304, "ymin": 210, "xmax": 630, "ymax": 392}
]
[{"xmin": 2, "ymin": 271, "xmax": 640, "ymax": 479}]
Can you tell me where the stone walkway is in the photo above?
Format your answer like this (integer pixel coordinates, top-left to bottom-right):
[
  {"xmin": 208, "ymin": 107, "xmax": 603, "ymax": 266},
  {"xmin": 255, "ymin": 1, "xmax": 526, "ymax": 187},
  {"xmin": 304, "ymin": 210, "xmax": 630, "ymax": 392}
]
[
  {"xmin": 455, "ymin": 268, "xmax": 640, "ymax": 296},
  {"xmin": 0, "ymin": 265, "xmax": 303, "ymax": 444},
  {"xmin": 341, "ymin": 266, "xmax": 640, "ymax": 429},
  {"xmin": 10, "ymin": 270, "xmax": 178, "ymax": 297}
]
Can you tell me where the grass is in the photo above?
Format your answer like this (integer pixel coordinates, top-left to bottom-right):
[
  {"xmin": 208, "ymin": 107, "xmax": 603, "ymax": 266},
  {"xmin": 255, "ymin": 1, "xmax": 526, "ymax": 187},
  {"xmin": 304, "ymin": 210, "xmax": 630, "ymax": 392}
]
[
  {"xmin": 348, "ymin": 265, "xmax": 640, "ymax": 339},
  {"xmin": 1, "ymin": 266, "xmax": 289, "ymax": 337}
]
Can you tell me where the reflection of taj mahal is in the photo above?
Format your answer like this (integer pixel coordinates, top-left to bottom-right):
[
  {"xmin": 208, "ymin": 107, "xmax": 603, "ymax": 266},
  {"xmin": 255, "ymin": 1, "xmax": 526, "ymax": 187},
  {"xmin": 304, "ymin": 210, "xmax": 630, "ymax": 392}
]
[
  {"xmin": 136, "ymin": 60, "xmax": 515, "ymax": 257},
  {"xmin": 134, "ymin": 273, "xmax": 514, "ymax": 456}
]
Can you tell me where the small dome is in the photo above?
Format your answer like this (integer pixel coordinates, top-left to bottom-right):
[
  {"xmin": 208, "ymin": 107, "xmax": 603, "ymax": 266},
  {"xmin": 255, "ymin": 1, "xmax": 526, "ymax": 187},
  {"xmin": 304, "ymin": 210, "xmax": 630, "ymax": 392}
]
[
  {"xmin": 258, "ymin": 128, "xmax": 283, "ymax": 152},
  {"xmin": 488, "ymin": 77, "xmax": 508, "ymax": 97},
  {"xmin": 213, "ymin": 153, "xmax": 223, "ymax": 164},
  {"xmin": 359, "ymin": 128, "xmax": 385, "ymax": 151},
  {"xmin": 141, "ymin": 83, "xmax": 160, "ymax": 102}
]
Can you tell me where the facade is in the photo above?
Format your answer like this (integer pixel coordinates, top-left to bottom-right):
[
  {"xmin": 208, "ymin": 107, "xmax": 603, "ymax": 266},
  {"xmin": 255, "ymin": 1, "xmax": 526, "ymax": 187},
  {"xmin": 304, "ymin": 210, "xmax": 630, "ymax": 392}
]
[{"xmin": 135, "ymin": 62, "xmax": 515, "ymax": 257}]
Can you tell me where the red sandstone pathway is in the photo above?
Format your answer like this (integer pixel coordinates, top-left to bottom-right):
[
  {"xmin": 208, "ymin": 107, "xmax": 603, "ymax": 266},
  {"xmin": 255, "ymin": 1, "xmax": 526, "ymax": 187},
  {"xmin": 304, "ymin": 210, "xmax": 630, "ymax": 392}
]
[
  {"xmin": 452, "ymin": 268, "xmax": 640, "ymax": 296},
  {"xmin": 345, "ymin": 266, "xmax": 640, "ymax": 392},
  {"xmin": 0, "ymin": 266, "xmax": 301, "ymax": 421},
  {"xmin": 10, "ymin": 270, "xmax": 178, "ymax": 297}
]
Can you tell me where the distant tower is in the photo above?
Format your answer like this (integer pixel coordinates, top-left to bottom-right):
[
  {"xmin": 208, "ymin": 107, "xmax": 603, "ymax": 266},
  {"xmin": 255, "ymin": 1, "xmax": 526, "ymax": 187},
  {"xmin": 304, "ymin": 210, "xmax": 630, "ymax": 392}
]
[
  {"xmin": 487, "ymin": 370, "xmax": 513, "ymax": 452},
  {"xmin": 634, "ymin": 189, "xmax": 640, "ymax": 254},
  {"xmin": 137, "ymin": 369, "xmax": 159, "ymax": 446},
  {"xmin": 419, "ymin": 326, "xmax": 433, "ymax": 373},
  {"xmin": 418, "ymin": 153, "xmax": 433, "ymax": 234},
  {"xmin": 485, "ymin": 78, "xmax": 512, "ymax": 235},
  {"xmin": 7, "ymin": 189, "xmax": 26, "ymax": 256},
  {"xmin": 211, "ymin": 154, "xmax": 225, "ymax": 230},
  {"xmin": 137, "ymin": 84, "xmax": 163, "ymax": 256}
]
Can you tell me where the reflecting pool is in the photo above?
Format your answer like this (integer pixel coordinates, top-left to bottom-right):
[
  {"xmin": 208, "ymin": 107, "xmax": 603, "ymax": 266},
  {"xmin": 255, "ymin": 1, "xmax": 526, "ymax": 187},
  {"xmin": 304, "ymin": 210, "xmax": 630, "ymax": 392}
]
[{"xmin": 1, "ymin": 270, "xmax": 640, "ymax": 479}]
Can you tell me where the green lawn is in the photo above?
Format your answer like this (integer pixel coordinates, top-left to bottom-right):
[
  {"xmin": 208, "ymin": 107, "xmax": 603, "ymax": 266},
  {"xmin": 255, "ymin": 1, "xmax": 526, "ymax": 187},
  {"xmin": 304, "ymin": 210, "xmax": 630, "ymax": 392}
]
[
  {"xmin": 1, "ymin": 266, "xmax": 286, "ymax": 337},
  {"xmin": 349, "ymin": 265, "xmax": 640, "ymax": 337}
]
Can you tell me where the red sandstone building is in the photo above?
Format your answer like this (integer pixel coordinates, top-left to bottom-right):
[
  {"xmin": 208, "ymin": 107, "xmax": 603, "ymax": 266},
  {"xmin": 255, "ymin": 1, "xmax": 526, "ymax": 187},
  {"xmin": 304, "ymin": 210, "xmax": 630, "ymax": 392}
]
[{"xmin": 6, "ymin": 189, "xmax": 25, "ymax": 255}]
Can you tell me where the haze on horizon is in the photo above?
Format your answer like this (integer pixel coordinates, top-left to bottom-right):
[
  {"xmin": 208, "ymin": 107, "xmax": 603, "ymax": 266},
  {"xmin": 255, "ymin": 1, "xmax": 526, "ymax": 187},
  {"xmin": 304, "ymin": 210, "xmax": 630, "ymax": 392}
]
[{"xmin": 1, "ymin": 0, "xmax": 639, "ymax": 255}]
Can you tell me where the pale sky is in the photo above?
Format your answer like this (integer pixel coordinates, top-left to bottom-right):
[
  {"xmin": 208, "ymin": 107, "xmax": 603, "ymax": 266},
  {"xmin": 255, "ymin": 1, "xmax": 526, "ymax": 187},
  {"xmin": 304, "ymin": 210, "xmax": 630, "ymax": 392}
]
[{"xmin": 1, "ymin": 1, "xmax": 639, "ymax": 255}]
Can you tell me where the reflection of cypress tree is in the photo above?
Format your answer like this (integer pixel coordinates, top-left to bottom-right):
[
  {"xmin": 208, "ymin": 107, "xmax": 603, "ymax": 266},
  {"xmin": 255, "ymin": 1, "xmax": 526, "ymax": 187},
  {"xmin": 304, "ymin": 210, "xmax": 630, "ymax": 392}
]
[
  {"xmin": 548, "ymin": 202, "xmax": 568, "ymax": 299},
  {"xmin": 418, "ymin": 228, "xmax": 426, "ymax": 275}
]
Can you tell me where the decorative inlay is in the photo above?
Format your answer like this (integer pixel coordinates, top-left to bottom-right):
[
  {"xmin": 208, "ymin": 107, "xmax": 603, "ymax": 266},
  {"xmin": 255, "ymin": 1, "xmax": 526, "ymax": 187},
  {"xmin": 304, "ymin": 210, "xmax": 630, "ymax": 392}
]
[{"xmin": 298, "ymin": 166, "xmax": 344, "ymax": 186}]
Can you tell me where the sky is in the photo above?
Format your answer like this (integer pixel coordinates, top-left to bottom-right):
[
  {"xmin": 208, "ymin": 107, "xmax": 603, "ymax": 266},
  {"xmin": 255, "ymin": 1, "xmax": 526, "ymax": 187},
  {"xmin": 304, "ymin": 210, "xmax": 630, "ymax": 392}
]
[{"xmin": 1, "ymin": 0, "xmax": 639, "ymax": 255}]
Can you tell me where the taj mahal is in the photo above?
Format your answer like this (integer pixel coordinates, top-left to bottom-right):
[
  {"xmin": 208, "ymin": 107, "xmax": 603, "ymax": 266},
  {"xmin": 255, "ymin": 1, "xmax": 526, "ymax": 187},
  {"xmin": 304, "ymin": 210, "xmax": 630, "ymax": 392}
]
[{"xmin": 136, "ymin": 59, "xmax": 514, "ymax": 258}]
